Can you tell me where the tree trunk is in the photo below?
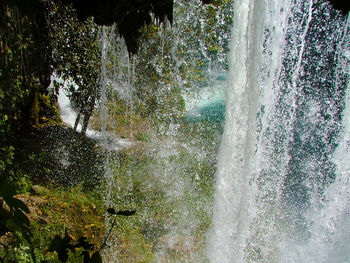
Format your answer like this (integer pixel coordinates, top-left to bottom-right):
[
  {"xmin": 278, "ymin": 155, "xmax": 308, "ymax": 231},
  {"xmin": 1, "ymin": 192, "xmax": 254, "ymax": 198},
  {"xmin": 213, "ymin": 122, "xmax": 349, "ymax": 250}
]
[
  {"xmin": 73, "ymin": 110, "xmax": 81, "ymax": 132},
  {"xmin": 30, "ymin": 91, "xmax": 39, "ymax": 127},
  {"xmin": 81, "ymin": 96, "xmax": 96, "ymax": 134}
]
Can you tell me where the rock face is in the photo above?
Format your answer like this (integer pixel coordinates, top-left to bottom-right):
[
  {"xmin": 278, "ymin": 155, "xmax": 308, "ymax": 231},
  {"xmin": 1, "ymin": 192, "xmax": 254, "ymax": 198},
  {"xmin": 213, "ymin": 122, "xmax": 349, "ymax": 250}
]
[
  {"xmin": 0, "ymin": 198, "xmax": 11, "ymax": 236},
  {"xmin": 15, "ymin": 194, "xmax": 48, "ymax": 225},
  {"xmin": 62, "ymin": 0, "xmax": 349, "ymax": 54},
  {"xmin": 30, "ymin": 185, "xmax": 50, "ymax": 196},
  {"xmin": 19, "ymin": 125, "xmax": 105, "ymax": 189},
  {"xmin": 60, "ymin": 0, "xmax": 174, "ymax": 54},
  {"xmin": 328, "ymin": 0, "xmax": 350, "ymax": 15}
]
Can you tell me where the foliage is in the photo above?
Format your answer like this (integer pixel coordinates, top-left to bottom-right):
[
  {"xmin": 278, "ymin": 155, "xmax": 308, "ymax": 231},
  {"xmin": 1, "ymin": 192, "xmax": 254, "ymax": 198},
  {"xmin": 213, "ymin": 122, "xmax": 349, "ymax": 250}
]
[
  {"xmin": 0, "ymin": 182, "xmax": 35, "ymax": 262},
  {"xmin": 0, "ymin": 0, "xmax": 55, "ymax": 127},
  {"xmin": 1, "ymin": 184, "xmax": 107, "ymax": 262},
  {"xmin": 84, "ymin": 3, "xmax": 230, "ymax": 259},
  {"xmin": 47, "ymin": 208, "xmax": 135, "ymax": 263},
  {"xmin": 172, "ymin": 0, "xmax": 233, "ymax": 94},
  {"xmin": 89, "ymin": 0, "xmax": 232, "ymax": 136},
  {"xmin": 0, "ymin": 0, "xmax": 232, "ymax": 262},
  {"xmin": 129, "ymin": 0, "xmax": 232, "ymax": 130},
  {"xmin": 0, "ymin": 2, "xmax": 57, "ymax": 261},
  {"xmin": 50, "ymin": 2, "xmax": 101, "ymax": 134},
  {"xmin": 102, "ymin": 129, "xmax": 217, "ymax": 261},
  {"xmin": 0, "ymin": 0, "xmax": 50, "ymax": 183},
  {"xmin": 132, "ymin": 24, "xmax": 186, "ymax": 126},
  {"xmin": 48, "ymin": 230, "xmax": 102, "ymax": 263}
]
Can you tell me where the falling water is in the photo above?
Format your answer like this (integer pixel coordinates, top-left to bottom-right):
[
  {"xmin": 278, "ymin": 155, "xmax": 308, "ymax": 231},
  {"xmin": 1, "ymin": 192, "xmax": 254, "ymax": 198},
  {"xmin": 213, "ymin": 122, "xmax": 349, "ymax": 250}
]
[
  {"xmin": 208, "ymin": 0, "xmax": 349, "ymax": 262},
  {"xmin": 93, "ymin": 2, "xmax": 229, "ymax": 260}
]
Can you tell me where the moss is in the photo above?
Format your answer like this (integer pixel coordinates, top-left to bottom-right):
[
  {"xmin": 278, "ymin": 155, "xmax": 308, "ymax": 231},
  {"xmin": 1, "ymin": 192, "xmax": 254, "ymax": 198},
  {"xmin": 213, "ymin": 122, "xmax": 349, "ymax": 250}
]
[
  {"xmin": 38, "ymin": 93, "xmax": 62, "ymax": 126},
  {"xmin": 135, "ymin": 132, "xmax": 151, "ymax": 142}
]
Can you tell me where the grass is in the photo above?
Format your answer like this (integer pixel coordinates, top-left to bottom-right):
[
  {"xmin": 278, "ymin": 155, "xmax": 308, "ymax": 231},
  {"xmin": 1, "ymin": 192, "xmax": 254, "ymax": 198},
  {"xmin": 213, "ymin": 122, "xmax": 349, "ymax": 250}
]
[
  {"xmin": 0, "ymin": 184, "xmax": 106, "ymax": 262},
  {"xmin": 100, "ymin": 120, "xmax": 220, "ymax": 262}
]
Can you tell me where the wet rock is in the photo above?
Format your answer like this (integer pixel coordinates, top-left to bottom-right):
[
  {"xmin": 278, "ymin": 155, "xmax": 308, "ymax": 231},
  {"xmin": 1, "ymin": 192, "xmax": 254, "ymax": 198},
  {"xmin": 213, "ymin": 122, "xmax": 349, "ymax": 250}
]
[
  {"xmin": 30, "ymin": 185, "xmax": 50, "ymax": 196},
  {"xmin": 0, "ymin": 198, "xmax": 11, "ymax": 235}
]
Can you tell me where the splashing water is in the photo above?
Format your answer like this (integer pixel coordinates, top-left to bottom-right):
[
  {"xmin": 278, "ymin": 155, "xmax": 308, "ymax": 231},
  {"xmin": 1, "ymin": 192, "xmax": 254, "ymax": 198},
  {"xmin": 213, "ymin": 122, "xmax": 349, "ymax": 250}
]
[
  {"xmin": 207, "ymin": 0, "xmax": 349, "ymax": 262},
  {"xmin": 94, "ymin": 2, "xmax": 231, "ymax": 259}
]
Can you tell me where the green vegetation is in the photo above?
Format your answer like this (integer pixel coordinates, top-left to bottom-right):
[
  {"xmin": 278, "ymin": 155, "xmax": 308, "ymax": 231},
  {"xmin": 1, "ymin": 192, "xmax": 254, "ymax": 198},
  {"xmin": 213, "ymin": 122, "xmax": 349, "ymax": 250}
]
[
  {"xmin": 50, "ymin": 2, "xmax": 101, "ymax": 134},
  {"xmin": 0, "ymin": 184, "xmax": 105, "ymax": 262},
  {"xmin": 103, "ymin": 153, "xmax": 213, "ymax": 261},
  {"xmin": 0, "ymin": 0, "xmax": 232, "ymax": 262}
]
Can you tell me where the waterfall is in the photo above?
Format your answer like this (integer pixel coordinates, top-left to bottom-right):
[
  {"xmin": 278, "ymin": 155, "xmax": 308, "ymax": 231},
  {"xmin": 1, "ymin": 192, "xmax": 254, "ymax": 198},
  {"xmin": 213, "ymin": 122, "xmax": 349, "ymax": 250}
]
[{"xmin": 208, "ymin": 0, "xmax": 349, "ymax": 262}]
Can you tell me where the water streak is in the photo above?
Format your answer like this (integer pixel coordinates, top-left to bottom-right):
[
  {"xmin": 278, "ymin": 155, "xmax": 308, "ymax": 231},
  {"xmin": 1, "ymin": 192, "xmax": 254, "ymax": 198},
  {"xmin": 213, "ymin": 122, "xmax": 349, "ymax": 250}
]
[{"xmin": 208, "ymin": 0, "xmax": 349, "ymax": 262}]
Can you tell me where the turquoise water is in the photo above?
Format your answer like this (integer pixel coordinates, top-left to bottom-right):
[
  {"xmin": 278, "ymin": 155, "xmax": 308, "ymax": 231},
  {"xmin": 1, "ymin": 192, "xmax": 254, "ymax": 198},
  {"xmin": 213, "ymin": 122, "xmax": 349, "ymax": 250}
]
[{"xmin": 184, "ymin": 99, "xmax": 225, "ymax": 124}]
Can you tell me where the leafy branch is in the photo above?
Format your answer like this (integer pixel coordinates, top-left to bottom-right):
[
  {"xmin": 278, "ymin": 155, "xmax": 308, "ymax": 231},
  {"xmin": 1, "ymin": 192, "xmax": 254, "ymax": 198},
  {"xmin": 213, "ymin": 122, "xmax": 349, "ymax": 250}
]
[{"xmin": 0, "ymin": 182, "xmax": 36, "ymax": 262}]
